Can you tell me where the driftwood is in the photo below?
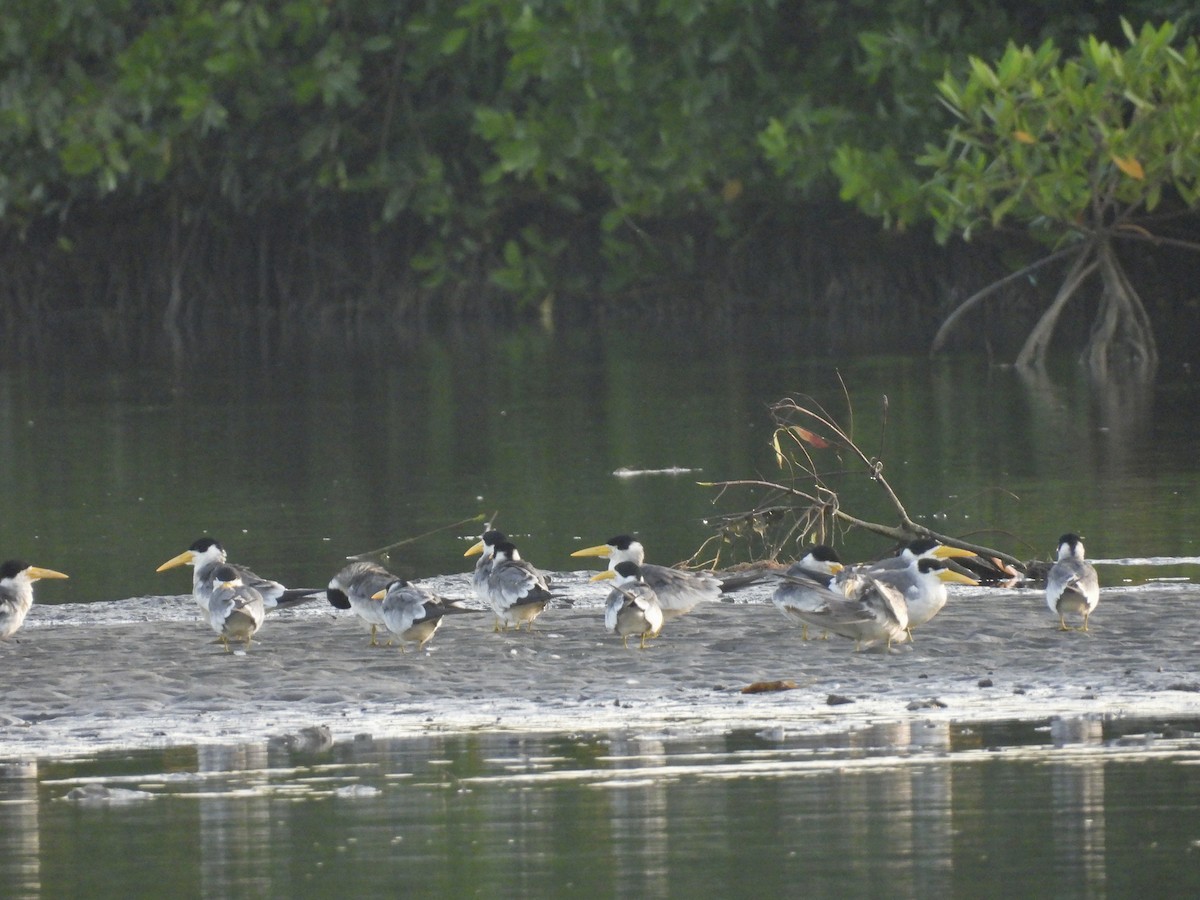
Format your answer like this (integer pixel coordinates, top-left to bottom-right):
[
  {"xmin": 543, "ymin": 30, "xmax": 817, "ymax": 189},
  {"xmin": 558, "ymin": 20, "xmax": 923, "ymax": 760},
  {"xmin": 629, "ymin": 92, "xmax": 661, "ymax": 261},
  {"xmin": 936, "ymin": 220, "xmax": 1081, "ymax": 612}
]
[{"xmin": 693, "ymin": 387, "xmax": 1025, "ymax": 572}]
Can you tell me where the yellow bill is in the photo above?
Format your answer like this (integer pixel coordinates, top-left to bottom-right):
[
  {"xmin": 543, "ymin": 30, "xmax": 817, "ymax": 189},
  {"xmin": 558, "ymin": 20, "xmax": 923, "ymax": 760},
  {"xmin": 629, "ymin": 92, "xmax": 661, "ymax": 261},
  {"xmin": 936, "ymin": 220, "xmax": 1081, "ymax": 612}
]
[
  {"xmin": 932, "ymin": 545, "xmax": 976, "ymax": 560},
  {"xmin": 571, "ymin": 544, "xmax": 613, "ymax": 559},
  {"xmin": 28, "ymin": 566, "xmax": 69, "ymax": 581},
  {"xmin": 156, "ymin": 550, "xmax": 195, "ymax": 572},
  {"xmin": 936, "ymin": 569, "xmax": 979, "ymax": 586}
]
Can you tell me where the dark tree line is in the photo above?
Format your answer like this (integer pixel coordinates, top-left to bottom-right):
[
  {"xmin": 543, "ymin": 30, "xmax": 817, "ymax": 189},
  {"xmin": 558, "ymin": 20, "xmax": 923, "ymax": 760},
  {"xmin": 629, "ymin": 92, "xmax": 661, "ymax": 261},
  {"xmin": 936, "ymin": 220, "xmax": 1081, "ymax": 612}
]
[{"xmin": 1, "ymin": 1, "xmax": 1197, "ymax": 345}]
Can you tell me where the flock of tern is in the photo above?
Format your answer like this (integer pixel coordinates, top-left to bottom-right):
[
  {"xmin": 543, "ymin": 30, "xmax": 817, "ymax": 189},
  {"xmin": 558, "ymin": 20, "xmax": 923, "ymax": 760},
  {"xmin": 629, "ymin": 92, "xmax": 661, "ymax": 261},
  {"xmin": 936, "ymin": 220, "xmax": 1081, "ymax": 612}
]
[{"xmin": 0, "ymin": 532, "xmax": 1099, "ymax": 652}]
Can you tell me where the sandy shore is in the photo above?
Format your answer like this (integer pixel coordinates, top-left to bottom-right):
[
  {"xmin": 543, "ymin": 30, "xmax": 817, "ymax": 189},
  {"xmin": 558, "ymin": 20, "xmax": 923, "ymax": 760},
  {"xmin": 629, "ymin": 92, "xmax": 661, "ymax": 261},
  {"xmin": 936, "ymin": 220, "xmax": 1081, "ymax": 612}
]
[{"xmin": 2, "ymin": 571, "xmax": 1198, "ymax": 759}]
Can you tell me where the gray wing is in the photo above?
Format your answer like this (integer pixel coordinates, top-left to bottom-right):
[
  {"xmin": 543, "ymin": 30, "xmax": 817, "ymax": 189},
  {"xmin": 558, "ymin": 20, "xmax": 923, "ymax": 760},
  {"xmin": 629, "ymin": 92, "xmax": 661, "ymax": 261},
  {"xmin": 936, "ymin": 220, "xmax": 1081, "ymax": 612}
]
[
  {"xmin": 208, "ymin": 587, "xmax": 236, "ymax": 632},
  {"xmin": 209, "ymin": 584, "xmax": 265, "ymax": 627},
  {"xmin": 329, "ymin": 562, "xmax": 396, "ymax": 624},
  {"xmin": 772, "ymin": 571, "xmax": 838, "ymax": 616},
  {"xmin": 845, "ymin": 555, "xmax": 909, "ymax": 576},
  {"xmin": 235, "ymin": 586, "xmax": 266, "ymax": 626},
  {"xmin": 862, "ymin": 565, "xmax": 919, "ymax": 600},
  {"xmin": 604, "ymin": 590, "xmax": 623, "ymax": 632},
  {"xmin": 624, "ymin": 583, "xmax": 661, "ymax": 614},
  {"xmin": 340, "ymin": 562, "xmax": 397, "ymax": 602},
  {"xmin": 640, "ymin": 563, "xmax": 720, "ymax": 613},
  {"xmin": 1047, "ymin": 559, "xmax": 1100, "ymax": 610},
  {"xmin": 610, "ymin": 583, "xmax": 658, "ymax": 611},
  {"xmin": 785, "ymin": 574, "xmax": 907, "ymax": 639},
  {"xmin": 231, "ymin": 564, "xmax": 287, "ymax": 605},
  {"xmin": 784, "ymin": 597, "xmax": 876, "ymax": 631},
  {"xmin": 381, "ymin": 582, "xmax": 451, "ymax": 633},
  {"xmin": 844, "ymin": 576, "xmax": 908, "ymax": 631},
  {"xmin": 606, "ymin": 584, "xmax": 662, "ymax": 635},
  {"xmin": 380, "ymin": 584, "xmax": 425, "ymax": 633},
  {"xmin": 472, "ymin": 555, "xmax": 493, "ymax": 605},
  {"xmin": 489, "ymin": 560, "xmax": 553, "ymax": 612},
  {"xmin": 782, "ymin": 562, "xmax": 836, "ymax": 586}
]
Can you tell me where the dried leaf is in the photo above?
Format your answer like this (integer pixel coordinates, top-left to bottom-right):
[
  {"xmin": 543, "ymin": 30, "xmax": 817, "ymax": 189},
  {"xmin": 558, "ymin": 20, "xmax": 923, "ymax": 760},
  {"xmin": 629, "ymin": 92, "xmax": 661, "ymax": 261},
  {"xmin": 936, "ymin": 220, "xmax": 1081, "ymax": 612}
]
[
  {"xmin": 1013, "ymin": 129, "xmax": 1036, "ymax": 144},
  {"xmin": 789, "ymin": 425, "xmax": 831, "ymax": 449},
  {"xmin": 741, "ymin": 680, "xmax": 799, "ymax": 694},
  {"xmin": 991, "ymin": 557, "xmax": 1021, "ymax": 577},
  {"xmin": 1112, "ymin": 155, "xmax": 1145, "ymax": 180}
]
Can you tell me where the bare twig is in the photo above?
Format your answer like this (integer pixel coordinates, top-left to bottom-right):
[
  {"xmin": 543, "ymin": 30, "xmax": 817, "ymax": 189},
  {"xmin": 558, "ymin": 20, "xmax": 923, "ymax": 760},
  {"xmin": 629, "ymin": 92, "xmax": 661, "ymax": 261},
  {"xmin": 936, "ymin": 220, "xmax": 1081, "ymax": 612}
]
[
  {"xmin": 1112, "ymin": 225, "xmax": 1200, "ymax": 254},
  {"xmin": 698, "ymin": 393, "xmax": 1026, "ymax": 570},
  {"xmin": 346, "ymin": 513, "xmax": 489, "ymax": 561}
]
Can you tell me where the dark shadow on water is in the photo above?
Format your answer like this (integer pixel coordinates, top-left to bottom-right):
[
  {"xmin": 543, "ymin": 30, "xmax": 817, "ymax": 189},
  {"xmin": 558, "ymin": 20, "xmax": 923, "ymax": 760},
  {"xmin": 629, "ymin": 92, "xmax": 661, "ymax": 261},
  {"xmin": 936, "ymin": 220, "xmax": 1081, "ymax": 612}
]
[{"xmin": 1016, "ymin": 362, "xmax": 1157, "ymax": 477}]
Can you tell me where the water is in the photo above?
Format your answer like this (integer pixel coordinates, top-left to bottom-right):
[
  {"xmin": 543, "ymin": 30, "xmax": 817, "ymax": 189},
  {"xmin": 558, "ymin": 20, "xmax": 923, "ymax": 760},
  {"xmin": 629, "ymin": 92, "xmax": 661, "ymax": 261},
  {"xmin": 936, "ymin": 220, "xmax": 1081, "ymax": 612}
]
[
  {"xmin": 5, "ymin": 719, "xmax": 1200, "ymax": 898},
  {"xmin": 2, "ymin": 317, "xmax": 1199, "ymax": 602},
  {"xmin": 5, "ymin": 315, "xmax": 1200, "ymax": 897}
]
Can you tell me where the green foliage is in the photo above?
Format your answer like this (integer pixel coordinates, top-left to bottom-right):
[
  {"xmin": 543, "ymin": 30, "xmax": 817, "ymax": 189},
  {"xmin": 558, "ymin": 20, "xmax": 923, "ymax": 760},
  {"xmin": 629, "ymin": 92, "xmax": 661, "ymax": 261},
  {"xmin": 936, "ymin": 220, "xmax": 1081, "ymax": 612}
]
[
  {"xmin": 767, "ymin": 1, "xmax": 1074, "ymax": 223},
  {"xmin": 780, "ymin": 2, "xmax": 1200, "ymax": 231},
  {"xmin": 919, "ymin": 20, "xmax": 1200, "ymax": 244},
  {"xmin": 1, "ymin": 2, "xmax": 1198, "ymax": 312},
  {"xmin": 456, "ymin": 0, "xmax": 802, "ymax": 296},
  {"xmin": 0, "ymin": 0, "xmax": 806, "ymax": 304}
]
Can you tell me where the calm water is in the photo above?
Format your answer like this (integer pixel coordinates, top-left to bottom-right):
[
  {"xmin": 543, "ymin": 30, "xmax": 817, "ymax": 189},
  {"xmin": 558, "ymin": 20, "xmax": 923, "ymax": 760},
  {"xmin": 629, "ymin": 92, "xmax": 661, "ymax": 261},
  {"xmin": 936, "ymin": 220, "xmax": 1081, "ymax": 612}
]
[
  {"xmin": 4, "ymin": 719, "xmax": 1200, "ymax": 898},
  {"xmin": 2, "ymin": 316, "xmax": 1199, "ymax": 603},
  {"xmin": 5, "ymin": 315, "xmax": 1200, "ymax": 897}
]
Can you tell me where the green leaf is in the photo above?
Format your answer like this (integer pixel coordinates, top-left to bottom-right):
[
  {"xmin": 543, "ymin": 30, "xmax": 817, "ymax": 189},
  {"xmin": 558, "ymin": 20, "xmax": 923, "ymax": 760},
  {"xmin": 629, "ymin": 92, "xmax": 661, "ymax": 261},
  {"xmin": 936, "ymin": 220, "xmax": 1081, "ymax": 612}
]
[
  {"xmin": 60, "ymin": 142, "xmax": 103, "ymax": 176},
  {"xmin": 968, "ymin": 56, "xmax": 1000, "ymax": 90},
  {"xmin": 362, "ymin": 35, "xmax": 394, "ymax": 53},
  {"xmin": 439, "ymin": 28, "xmax": 468, "ymax": 55}
]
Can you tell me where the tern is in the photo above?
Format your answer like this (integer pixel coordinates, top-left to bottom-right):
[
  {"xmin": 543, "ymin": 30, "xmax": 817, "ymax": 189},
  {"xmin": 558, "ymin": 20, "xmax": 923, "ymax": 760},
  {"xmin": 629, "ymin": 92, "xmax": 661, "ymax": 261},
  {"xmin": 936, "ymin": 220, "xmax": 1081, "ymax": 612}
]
[
  {"xmin": 776, "ymin": 567, "xmax": 910, "ymax": 650},
  {"xmin": 593, "ymin": 560, "xmax": 664, "ymax": 649},
  {"xmin": 156, "ymin": 538, "xmax": 318, "ymax": 614},
  {"xmin": 864, "ymin": 556, "xmax": 978, "ymax": 634},
  {"xmin": 0, "ymin": 560, "xmax": 69, "ymax": 639},
  {"xmin": 771, "ymin": 544, "xmax": 843, "ymax": 639},
  {"xmin": 463, "ymin": 529, "xmax": 507, "ymax": 608},
  {"xmin": 485, "ymin": 541, "xmax": 553, "ymax": 632},
  {"xmin": 207, "ymin": 565, "xmax": 265, "ymax": 652},
  {"xmin": 1046, "ymin": 533, "xmax": 1100, "ymax": 631},
  {"xmin": 571, "ymin": 535, "xmax": 720, "ymax": 619},
  {"xmin": 327, "ymin": 561, "xmax": 397, "ymax": 646},
  {"xmin": 369, "ymin": 580, "xmax": 474, "ymax": 651}
]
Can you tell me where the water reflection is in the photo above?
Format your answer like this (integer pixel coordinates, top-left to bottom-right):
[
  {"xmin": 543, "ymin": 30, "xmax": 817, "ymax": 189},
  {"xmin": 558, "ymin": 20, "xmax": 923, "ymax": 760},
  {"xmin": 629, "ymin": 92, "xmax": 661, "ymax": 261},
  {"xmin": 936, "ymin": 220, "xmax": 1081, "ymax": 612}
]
[
  {"xmin": 605, "ymin": 735, "xmax": 669, "ymax": 899},
  {"xmin": 1049, "ymin": 717, "xmax": 1107, "ymax": 899},
  {"xmin": 12, "ymin": 717, "xmax": 1200, "ymax": 895},
  {"xmin": 2, "ymin": 319, "xmax": 1199, "ymax": 604},
  {"xmin": 0, "ymin": 762, "xmax": 39, "ymax": 900},
  {"xmin": 197, "ymin": 744, "xmax": 277, "ymax": 899},
  {"xmin": 1017, "ymin": 364, "xmax": 1156, "ymax": 477},
  {"xmin": 786, "ymin": 721, "xmax": 954, "ymax": 897},
  {"xmin": 1051, "ymin": 760, "xmax": 1106, "ymax": 897}
]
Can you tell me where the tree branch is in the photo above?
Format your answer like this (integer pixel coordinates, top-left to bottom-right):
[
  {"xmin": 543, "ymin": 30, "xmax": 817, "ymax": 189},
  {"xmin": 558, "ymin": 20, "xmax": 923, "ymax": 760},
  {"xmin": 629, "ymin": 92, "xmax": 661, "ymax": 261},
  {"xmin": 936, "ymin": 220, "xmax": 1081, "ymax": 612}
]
[
  {"xmin": 1015, "ymin": 243, "xmax": 1100, "ymax": 369},
  {"xmin": 930, "ymin": 244, "xmax": 1082, "ymax": 353}
]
